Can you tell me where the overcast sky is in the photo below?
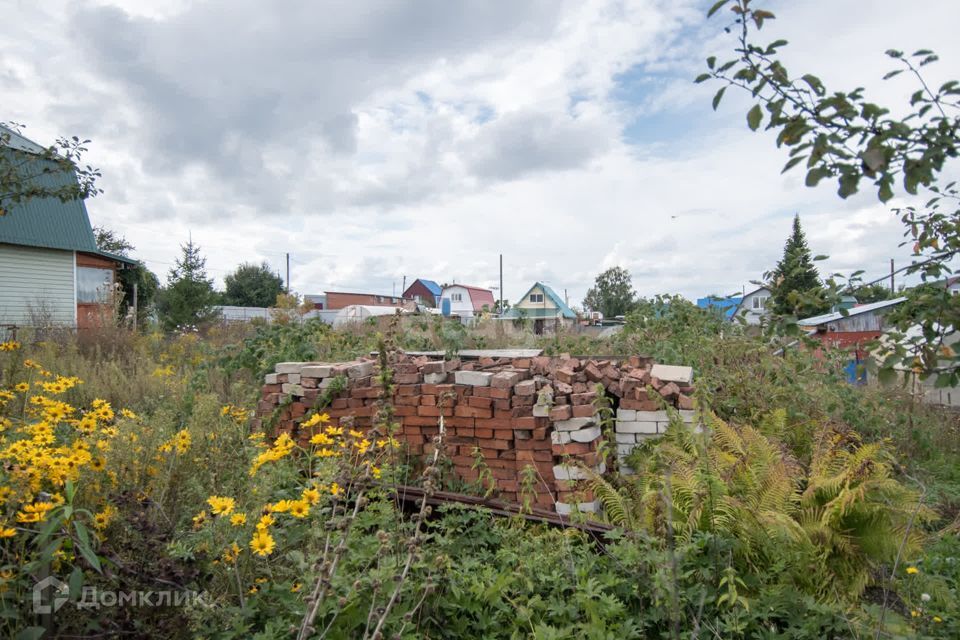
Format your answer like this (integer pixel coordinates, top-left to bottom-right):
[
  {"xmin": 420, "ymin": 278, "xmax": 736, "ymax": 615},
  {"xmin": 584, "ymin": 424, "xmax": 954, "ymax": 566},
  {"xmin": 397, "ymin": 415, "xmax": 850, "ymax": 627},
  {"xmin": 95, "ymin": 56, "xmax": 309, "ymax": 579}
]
[{"xmin": 4, "ymin": 0, "xmax": 960, "ymax": 306}]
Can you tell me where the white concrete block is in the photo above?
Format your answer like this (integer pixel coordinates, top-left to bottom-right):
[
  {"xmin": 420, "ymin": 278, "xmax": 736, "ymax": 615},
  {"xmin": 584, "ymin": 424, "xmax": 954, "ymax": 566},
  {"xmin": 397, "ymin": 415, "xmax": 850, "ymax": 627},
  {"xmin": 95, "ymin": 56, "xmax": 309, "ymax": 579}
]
[
  {"xmin": 554, "ymin": 417, "xmax": 595, "ymax": 432},
  {"xmin": 347, "ymin": 361, "xmax": 374, "ymax": 379},
  {"xmin": 556, "ymin": 500, "xmax": 600, "ymax": 515},
  {"xmin": 617, "ymin": 443, "xmax": 637, "ymax": 457},
  {"xmin": 551, "ymin": 430, "xmax": 572, "ymax": 445},
  {"xmin": 287, "ymin": 373, "xmax": 301, "ymax": 384},
  {"xmin": 634, "ymin": 411, "xmax": 669, "ymax": 422},
  {"xmin": 264, "ymin": 373, "xmax": 279, "ymax": 384},
  {"xmin": 615, "ymin": 432, "xmax": 637, "ymax": 444},
  {"xmin": 616, "ymin": 409, "xmax": 636, "ymax": 421},
  {"xmin": 569, "ymin": 425, "xmax": 602, "ymax": 443},
  {"xmin": 454, "ymin": 371, "xmax": 494, "ymax": 386},
  {"xmin": 275, "ymin": 362, "xmax": 304, "ymax": 374},
  {"xmin": 532, "ymin": 404, "xmax": 551, "ymax": 418},
  {"xmin": 301, "ymin": 365, "xmax": 334, "ymax": 378},
  {"xmin": 679, "ymin": 410, "xmax": 695, "ymax": 423},
  {"xmin": 424, "ymin": 372, "xmax": 448, "ymax": 384},
  {"xmin": 281, "ymin": 383, "xmax": 304, "ymax": 396},
  {"xmin": 650, "ymin": 364, "xmax": 693, "ymax": 385},
  {"xmin": 553, "ymin": 462, "xmax": 605, "ymax": 481},
  {"xmin": 617, "ymin": 421, "xmax": 658, "ymax": 434}
]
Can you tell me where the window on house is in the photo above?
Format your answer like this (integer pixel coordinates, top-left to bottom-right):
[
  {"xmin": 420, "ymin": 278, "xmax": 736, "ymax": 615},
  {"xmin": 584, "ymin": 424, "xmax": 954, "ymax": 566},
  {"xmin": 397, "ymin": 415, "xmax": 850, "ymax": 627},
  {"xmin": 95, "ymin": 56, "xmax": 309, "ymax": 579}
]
[
  {"xmin": 452, "ymin": 293, "xmax": 463, "ymax": 302},
  {"xmin": 530, "ymin": 293, "xmax": 544, "ymax": 303},
  {"xmin": 77, "ymin": 267, "xmax": 113, "ymax": 303},
  {"xmin": 752, "ymin": 296, "xmax": 767, "ymax": 310}
]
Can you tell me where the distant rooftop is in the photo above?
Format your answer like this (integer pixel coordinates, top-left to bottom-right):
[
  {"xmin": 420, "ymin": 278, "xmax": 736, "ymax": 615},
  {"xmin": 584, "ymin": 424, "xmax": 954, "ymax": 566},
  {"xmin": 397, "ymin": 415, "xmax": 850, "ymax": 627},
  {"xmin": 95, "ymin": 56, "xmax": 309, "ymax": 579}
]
[{"xmin": 797, "ymin": 297, "xmax": 907, "ymax": 327}]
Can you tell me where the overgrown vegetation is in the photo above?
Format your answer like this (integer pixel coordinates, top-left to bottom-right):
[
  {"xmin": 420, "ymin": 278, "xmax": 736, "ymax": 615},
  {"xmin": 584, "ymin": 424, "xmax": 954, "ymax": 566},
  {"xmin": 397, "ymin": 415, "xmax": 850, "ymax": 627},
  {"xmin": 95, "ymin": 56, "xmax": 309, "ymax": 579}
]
[{"xmin": 0, "ymin": 296, "xmax": 957, "ymax": 638}]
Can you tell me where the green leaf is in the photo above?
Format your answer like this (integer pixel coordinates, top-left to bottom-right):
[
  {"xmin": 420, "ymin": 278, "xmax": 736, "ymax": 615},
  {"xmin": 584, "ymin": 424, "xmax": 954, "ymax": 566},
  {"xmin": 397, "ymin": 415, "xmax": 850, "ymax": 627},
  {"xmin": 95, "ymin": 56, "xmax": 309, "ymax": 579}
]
[
  {"xmin": 838, "ymin": 173, "xmax": 860, "ymax": 198},
  {"xmin": 800, "ymin": 74, "xmax": 825, "ymax": 96},
  {"xmin": 912, "ymin": 49, "xmax": 934, "ymax": 57},
  {"xmin": 781, "ymin": 156, "xmax": 806, "ymax": 173},
  {"xmin": 15, "ymin": 628, "xmax": 46, "ymax": 640},
  {"xmin": 74, "ymin": 522, "xmax": 102, "ymax": 573},
  {"xmin": 877, "ymin": 366, "xmax": 898, "ymax": 387},
  {"xmin": 885, "ymin": 49, "xmax": 903, "ymax": 58},
  {"xmin": 813, "ymin": 255, "xmax": 829, "ymax": 261},
  {"xmin": 879, "ymin": 179, "xmax": 894, "ymax": 203},
  {"xmin": 882, "ymin": 69, "xmax": 903, "ymax": 80},
  {"xmin": 805, "ymin": 168, "xmax": 829, "ymax": 187},
  {"xmin": 746, "ymin": 104, "xmax": 763, "ymax": 131},
  {"xmin": 68, "ymin": 566, "xmax": 85, "ymax": 598},
  {"xmin": 694, "ymin": 73, "xmax": 711, "ymax": 84},
  {"xmin": 712, "ymin": 87, "xmax": 727, "ymax": 111},
  {"xmin": 706, "ymin": 56, "xmax": 716, "ymax": 70},
  {"xmin": 707, "ymin": 0, "xmax": 729, "ymax": 18}
]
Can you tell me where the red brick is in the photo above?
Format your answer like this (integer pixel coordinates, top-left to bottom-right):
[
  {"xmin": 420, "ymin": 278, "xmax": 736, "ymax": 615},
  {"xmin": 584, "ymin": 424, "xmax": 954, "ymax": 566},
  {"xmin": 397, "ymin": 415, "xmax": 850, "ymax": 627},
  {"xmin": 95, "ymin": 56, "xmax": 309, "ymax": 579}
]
[
  {"xmin": 396, "ymin": 395, "xmax": 420, "ymax": 406},
  {"xmin": 394, "ymin": 406, "xmax": 417, "ymax": 417},
  {"xmin": 489, "ymin": 387, "xmax": 511, "ymax": 399},
  {"xmin": 571, "ymin": 391, "xmax": 597, "ymax": 405},
  {"xmin": 467, "ymin": 396, "xmax": 493, "ymax": 409},
  {"xmin": 514, "ymin": 380, "xmax": 536, "ymax": 396},
  {"xmin": 550, "ymin": 405, "xmax": 573, "ymax": 421},
  {"xmin": 396, "ymin": 384, "xmax": 421, "ymax": 396},
  {"xmin": 454, "ymin": 405, "xmax": 492, "ymax": 419},
  {"xmin": 571, "ymin": 404, "xmax": 596, "ymax": 418},
  {"xmin": 420, "ymin": 395, "xmax": 437, "ymax": 406},
  {"xmin": 678, "ymin": 394, "xmax": 695, "ymax": 410},
  {"xmin": 475, "ymin": 428, "xmax": 494, "ymax": 438}
]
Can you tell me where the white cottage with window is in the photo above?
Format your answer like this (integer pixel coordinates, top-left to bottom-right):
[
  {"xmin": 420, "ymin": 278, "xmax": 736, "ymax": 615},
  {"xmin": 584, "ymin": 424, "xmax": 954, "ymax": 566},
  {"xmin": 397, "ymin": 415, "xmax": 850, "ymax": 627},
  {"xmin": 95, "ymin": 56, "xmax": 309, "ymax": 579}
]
[{"xmin": 732, "ymin": 286, "xmax": 772, "ymax": 326}]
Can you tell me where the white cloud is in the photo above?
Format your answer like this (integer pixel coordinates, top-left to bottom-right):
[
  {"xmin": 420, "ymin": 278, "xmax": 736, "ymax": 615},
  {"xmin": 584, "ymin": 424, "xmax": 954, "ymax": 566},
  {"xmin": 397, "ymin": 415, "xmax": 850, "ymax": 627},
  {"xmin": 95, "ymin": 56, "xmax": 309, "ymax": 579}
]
[{"xmin": 2, "ymin": 0, "xmax": 958, "ymax": 309}]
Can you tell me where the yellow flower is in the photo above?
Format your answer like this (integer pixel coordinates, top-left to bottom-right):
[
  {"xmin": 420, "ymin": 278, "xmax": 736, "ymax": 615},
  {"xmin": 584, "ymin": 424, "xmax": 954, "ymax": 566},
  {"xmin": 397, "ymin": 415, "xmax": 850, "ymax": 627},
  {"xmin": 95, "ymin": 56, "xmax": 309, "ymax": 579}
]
[
  {"xmin": 310, "ymin": 432, "xmax": 334, "ymax": 446},
  {"xmin": 371, "ymin": 466, "xmax": 382, "ymax": 479},
  {"xmin": 250, "ymin": 530, "xmax": 275, "ymax": 557},
  {"xmin": 0, "ymin": 340, "xmax": 21, "ymax": 351},
  {"xmin": 906, "ymin": 566, "xmax": 919, "ymax": 575},
  {"xmin": 192, "ymin": 511, "xmax": 208, "ymax": 528},
  {"xmin": 256, "ymin": 514, "xmax": 275, "ymax": 530},
  {"xmin": 92, "ymin": 506, "xmax": 115, "ymax": 530},
  {"xmin": 301, "ymin": 488, "xmax": 320, "ymax": 505},
  {"xmin": 207, "ymin": 496, "xmax": 236, "ymax": 516},
  {"xmin": 269, "ymin": 500, "xmax": 293, "ymax": 513},
  {"xmin": 330, "ymin": 482, "xmax": 342, "ymax": 497},
  {"xmin": 933, "ymin": 616, "xmax": 943, "ymax": 623},
  {"xmin": 230, "ymin": 513, "xmax": 247, "ymax": 526},
  {"xmin": 89, "ymin": 457, "xmax": 106, "ymax": 472},
  {"xmin": 120, "ymin": 408, "xmax": 137, "ymax": 419},
  {"xmin": 324, "ymin": 425, "xmax": 343, "ymax": 436},
  {"xmin": 288, "ymin": 500, "xmax": 310, "ymax": 518},
  {"xmin": 222, "ymin": 542, "xmax": 241, "ymax": 563},
  {"xmin": 348, "ymin": 429, "xmax": 364, "ymax": 439},
  {"xmin": 301, "ymin": 412, "xmax": 329, "ymax": 428},
  {"xmin": 15, "ymin": 502, "xmax": 54, "ymax": 523},
  {"xmin": 911, "ymin": 610, "xmax": 920, "ymax": 618},
  {"xmin": 249, "ymin": 433, "xmax": 295, "ymax": 475},
  {"xmin": 14, "ymin": 383, "xmax": 29, "ymax": 393},
  {"xmin": 291, "ymin": 582, "xmax": 302, "ymax": 593},
  {"xmin": 0, "ymin": 527, "xmax": 15, "ymax": 539}
]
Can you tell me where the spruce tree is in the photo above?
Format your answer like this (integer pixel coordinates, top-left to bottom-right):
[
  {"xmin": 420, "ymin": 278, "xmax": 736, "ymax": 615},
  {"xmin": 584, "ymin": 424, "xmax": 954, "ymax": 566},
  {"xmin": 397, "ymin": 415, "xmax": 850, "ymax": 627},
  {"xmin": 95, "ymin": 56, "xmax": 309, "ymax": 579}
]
[
  {"xmin": 157, "ymin": 240, "xmax": 219, "ymax": 331},
  {"xmin": 769, "ymin": 214, "xmax": 825, "ymax": 316}
]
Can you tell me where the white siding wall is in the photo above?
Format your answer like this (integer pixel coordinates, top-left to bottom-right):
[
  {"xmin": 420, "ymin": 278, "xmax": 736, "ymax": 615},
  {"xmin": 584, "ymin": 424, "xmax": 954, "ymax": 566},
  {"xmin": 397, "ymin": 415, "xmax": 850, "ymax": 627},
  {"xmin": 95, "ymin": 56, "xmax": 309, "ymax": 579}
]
[
  {"xmin": 440, "ymin": 285, "xmax": 476, "ymax": 319},
  {"xmin": 0, "ymin": 244, "xmax": 75, "ymax": 326},
  {"xmin": 516, "ymin": 284, "xmax": 558, "ymax": 311}
]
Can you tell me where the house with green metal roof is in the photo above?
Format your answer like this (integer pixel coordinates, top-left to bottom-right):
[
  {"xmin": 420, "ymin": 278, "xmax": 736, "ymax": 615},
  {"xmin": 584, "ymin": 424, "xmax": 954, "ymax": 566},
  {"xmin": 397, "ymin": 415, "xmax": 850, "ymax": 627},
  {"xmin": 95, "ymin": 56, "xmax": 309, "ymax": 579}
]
[
  {"xmin": 503, "ymin": 282, "xmax": 578, "ymax": 334},
  {"xmin": 1, "ymin": 125, "xmax": 135, "ymax": 329}
]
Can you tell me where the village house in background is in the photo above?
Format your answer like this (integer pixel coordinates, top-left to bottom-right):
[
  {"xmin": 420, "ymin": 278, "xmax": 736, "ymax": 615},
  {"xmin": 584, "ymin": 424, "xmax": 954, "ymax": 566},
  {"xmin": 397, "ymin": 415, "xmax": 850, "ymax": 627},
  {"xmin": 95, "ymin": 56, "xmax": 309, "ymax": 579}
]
[
  {"xmin": 322, "ymin": 290, "xmax": 415, "ymax": 311},
  {"xmin": 402, "ymin": 278, "xmax": 442, "ymax": 307},
  {"xmin": 696, "ymin": 294, "xmax": 742, "ymax": 319},
  {"xmin": 732, "ymin": 286, "xmax": 772, "ymax": 325},
  {"xmin": 502, "ymin": 282, "xmax": 577, "ymax": 334},
  {"xmin": 439, "ymin": 283, "xmax": 495, "ymax": 322},
  {"xmin": 0, "ymin": 125, "xmax": 136, "ymax": 330}
]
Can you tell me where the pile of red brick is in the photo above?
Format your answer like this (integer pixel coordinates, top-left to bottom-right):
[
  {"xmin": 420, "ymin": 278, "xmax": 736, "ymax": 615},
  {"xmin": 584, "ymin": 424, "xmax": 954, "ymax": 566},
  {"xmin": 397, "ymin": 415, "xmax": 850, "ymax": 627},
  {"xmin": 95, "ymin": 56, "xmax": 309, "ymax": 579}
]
[{"xmin": 254, "ymin": 353, "xmax": 694, "ymax": 514}]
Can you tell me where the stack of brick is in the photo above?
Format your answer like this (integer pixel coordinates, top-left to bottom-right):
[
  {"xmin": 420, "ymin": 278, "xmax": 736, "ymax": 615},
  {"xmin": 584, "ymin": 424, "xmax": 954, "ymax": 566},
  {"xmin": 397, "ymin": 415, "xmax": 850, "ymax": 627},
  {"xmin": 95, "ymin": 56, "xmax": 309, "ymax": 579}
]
[{"xmin": 253, "ymin": 353, "xmax": 695, "ymax": 514}]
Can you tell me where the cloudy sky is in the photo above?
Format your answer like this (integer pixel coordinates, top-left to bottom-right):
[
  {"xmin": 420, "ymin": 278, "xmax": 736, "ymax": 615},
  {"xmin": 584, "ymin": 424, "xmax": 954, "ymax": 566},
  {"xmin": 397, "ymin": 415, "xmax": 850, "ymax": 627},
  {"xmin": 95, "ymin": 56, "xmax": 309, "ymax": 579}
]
[{"xmin": 5, "ymin": 0, "xmax": 960, "ymax": 306}]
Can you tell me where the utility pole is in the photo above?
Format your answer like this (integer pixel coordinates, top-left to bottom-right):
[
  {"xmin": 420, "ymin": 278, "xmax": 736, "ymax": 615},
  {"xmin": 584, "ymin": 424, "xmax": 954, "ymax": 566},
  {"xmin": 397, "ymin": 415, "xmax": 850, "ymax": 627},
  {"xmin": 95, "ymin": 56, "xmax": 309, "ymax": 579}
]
[
  {"xmin": 564, "ymin": 288, "xmax": 568, "ymax": 306},
  {"xmin": 402, "ymin": 275, "xmax": 406, "ymax": 296},
  {"xmin": 498, "ymin": 255, "xmax": 505, "ymax": 314},
  {"xmin": 132, "ymin": 282, "xmax": 138, "ymax": 332},
  {"xmin": 285, "ymin": 253, "xmax": 290, "ymax": 293},
  {"xmin": 890, "ymin": 258, "xmax": 895, "ymax": 292}
]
